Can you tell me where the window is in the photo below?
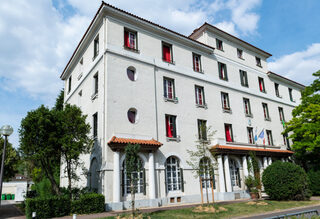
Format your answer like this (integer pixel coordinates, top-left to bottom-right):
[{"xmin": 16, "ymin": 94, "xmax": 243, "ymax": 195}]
[
  {"xmin": 225, "ymin": 124, "xmax": 233, "ymax": 142},
  {"xmin": 247, "ymin": 127, "xmax": 254, "ymax": 144},
  {"xmin": 216, "ymin": 39, "xmax": 223, "ymax": 51},
  {"xmin": 237, "ymin": 48, "xmax": 243, "ymax": 59},
  {"xmin": 266, "ymin": 130, "xmax": 273, "ymax": 145},
  {"xmin": 165, "ymin": 115, "xmax": 177, "ymax": 138},
  {"xmin": 162, "ymin": 42, "xmax": 173, "ymax": 64},
  {"xmin": 195, "ymin": 85, "xmax": 205, "ymax": 106},
  {"xmin": 256, "ymin": 56, "xmax": 261, "ymax": 67},
  {"xmin": 289, "ymin": 88, "xmax": 294, "ymax": 102},
  {"xmin": 275, "ymin": 83, "xmax": 280, "ymax": 97},
  {"xmin": 127, "ymin": 67, "xmax": 136, "ymax": 81},
  {"xmin": 93, "ymin": 35, "xmax": 99, "ymax": 59},
  {"xmin": 221, "ymin": 92, "xmax": 231, "ymax": 111},
  {"xmin": 127, "ymin": 108, "xmax": 137, "ymax": 124},
  {"xmin": 166, "ymin": 156, "xmax": 183, "ymax": 192},
  {"xmin": 122, "ymin": 158, "xmax": 145, "ymax": 195},
  {"xmin": 218, "ymin": 62, "xmax": 228, "ymax": 81},
  {"xmin": 124, "ymin": 29, "xmax": 138, "ymax": 51},
  {"xmin": 240, "ymin": 70, "xmax": 248, "ymax": 87},
  {"xmin": 93, "ymin": 73, "xmax": 98, "ymax": 95},
  {"xmin": 193, "ymin": 53, "xmax": 202, "ymax": 72},
  {"xmin": 163, "ymin": 77, "xmax": 175, "ymax": 100},
  {"xmin": 80, "ymin": 57, "xmax": 83, "ymax": 65},
  {"xmin": 278, "ymin": 107, "xmax": 285, "ymax": 122},
  {"xmin": 258, "ymin": 77, "xmax": 266, "ymax": 93},
  {"xmin": 197, "ymin": 120, "xmax": 207, "ymax": 140},
  {"xmin": 283, "ymin": 134, "xmax": 290, "ymax": 148},
  {"xmin": 262, "ymin": 103, "xmax": 270, "ymax": 121},
  {"xmin": 93, "ymin": 112, "xmax": 98, "ymax": 138},
  {"xmin": 68, "ymin": 76, "xmax": 72, "ymax": 93},
  {"xmin": 199, "ymin": 157, "xmax": 214, "ymax": 189},
  {"xmin": 229, "ymin": 159, "xmax": 241, "ymax": 188},
  {"xmin": 243, "ymin": 98, "xmax": 252, "ymax": 116}
]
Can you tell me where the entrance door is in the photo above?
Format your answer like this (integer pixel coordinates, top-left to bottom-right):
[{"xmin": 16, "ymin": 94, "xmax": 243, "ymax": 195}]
[{"xmin": 229, "ymin": 159, "xmax": 241, "ymax": 191}]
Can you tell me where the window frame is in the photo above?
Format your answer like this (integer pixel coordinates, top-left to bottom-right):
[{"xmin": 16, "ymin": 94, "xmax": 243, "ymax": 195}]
[
  {"xmin": 240, "ymin": 70, "xmax": 248, "ymax": 87},
  {"xmin": 197, "ymin": 119, "xmax": 207, "ymax": 141},
  {"xmin": 93, "ymin": 72, "xmax": 98, "ymax": 95},
  {"xmin": 266, "ymin": 130, "xmax": 273, "ymax": 146},
  {"xmin": 192, "ymin": 53, "xmax": 202, "ymax": 73},
  {"xmin": 218, "ymin": 62, "xmax": 228, "ymax": 81},
  {"xmin": 274, "ymin": 83, "xmax": 281, "ymax": 98},
  {"xmin": 247, "ymin": 127, "xmax": 255, "ymax": 144},
  {"xmin": 237, "ymin": 48, "xmax": 244, "ymax": 59},
  {"xmin": 122, "ymin": 158, "xmax": 145, "ymax": 195},
  {"xmin": 195, "ymin": 85, "xmax": 206, "ymax": 107},
  {"xmin": 255, "ymin": 56, "xmax": 262, "ymax": 67},
  {"xmin": 224, "ymin": 123, "xmax": 234, "ymax": 142},
  {"xmin": 165, "ymin": 156, "xmax": 182, "ymax": 192},
  {"xmin": 162, "ymin": 42, "xmax": 174, "ymax": 64},
  {"xmin": 278, "ymin": 107, "xmax": 285, "ymax": 122},
  {"xmin": 93, "ymin": 35, "xmax": 99, "ymax": 59},
  {"xmin": 243, "ymin": 98, "xmax": 252, "ymax": 117},
  {"xmin": 216, "ymin": 39, "xmax": 223, "ymax": 51},
  {"xmin": 93, "ymin": 112, "xmax": 98, "ymax": 138},
  {"xmin": 258, "ymin": 77, "xmax": 266, "ymax": 93},
  {"xmin": 262, "ymin": 103, "xmax": 270, "ymax": 121},
  {"xmin": 288, "ymin": 88, "xmax": 294, "ymax": 102},
  {"xmin": 68, "ymin": 75, "xmax": 72, "ymax": 94},
  {"xmin": 221, "ymin": 92, "xmax": 231, "ymax": 112},
  {"xmin": 163, "ymin": 77, "xmax": 176, "ymax": 100},
  {"xmin": 124, "ymin": 28, "xmax": 139, "ymax": 52},
  {"xmin": 165, "ymin": 114, "xmax": 177, "ymax": 139}
]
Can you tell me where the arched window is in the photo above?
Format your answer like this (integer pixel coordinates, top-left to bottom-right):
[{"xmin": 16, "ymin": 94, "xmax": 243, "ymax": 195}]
[
  {"xmin": 127, "ymin": 67, "xmax": 137, "ymax": 81},
  {"xmin": 200, "ymin": 157, "xmax": 215, "ymax": 189},
  {"xmin": 122, "ymin": 158, "xmax": 145, "ymax": 195},
  {"xmin": 165, "ymin": 156, "xmax": 183, "ymax": 192},
  {"xmin": 229, "ymin": 159, "xmax": 241, "ymax": 189}
]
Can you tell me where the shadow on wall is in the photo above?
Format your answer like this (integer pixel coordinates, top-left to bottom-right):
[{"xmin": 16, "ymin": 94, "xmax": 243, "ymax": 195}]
[{"xmin": 87, "ymin": 140, "xmax": 102, "ymax": 192}]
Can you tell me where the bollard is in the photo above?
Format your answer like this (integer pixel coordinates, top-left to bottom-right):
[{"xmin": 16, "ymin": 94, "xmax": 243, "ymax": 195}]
[
  {"xmin": 32, "ymin": 212, "xmax": 36, "ymax": 219},
  {"xmin": 73, "ymin": 214, "xmax": 77, "ymax": 219}
]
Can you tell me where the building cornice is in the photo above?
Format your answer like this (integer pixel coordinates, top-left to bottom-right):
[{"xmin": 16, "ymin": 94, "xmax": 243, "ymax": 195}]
[{"xmin": 267, "ymin": 71, "xmax": 306, "ymax": 90}]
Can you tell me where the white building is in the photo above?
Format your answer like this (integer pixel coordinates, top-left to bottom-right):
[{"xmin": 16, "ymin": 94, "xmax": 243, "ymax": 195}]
[{"xmin": 60, "ymin": 2, "xmax": 305, "ymax": 210}]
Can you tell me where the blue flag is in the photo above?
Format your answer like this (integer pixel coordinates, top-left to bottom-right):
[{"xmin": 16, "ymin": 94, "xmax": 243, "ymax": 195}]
[
  {"xmin": 254, "ymin": 127, "xmax": 258, "ymax": 142},
  {"xmin": 258, "ymin": 129, "xmax": 264, "ymax": 139}
]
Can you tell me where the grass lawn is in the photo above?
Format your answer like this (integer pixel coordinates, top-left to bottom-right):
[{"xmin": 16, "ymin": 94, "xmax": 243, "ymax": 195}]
[{"xmin": 104, "ymin": 200, "xmax": 320, "ymax": 219}]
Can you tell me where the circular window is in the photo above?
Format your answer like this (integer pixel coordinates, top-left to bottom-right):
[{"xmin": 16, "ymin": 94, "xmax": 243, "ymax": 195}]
[
  {"xmin": 127, "ymin": 67, "xmax": 136, "ymax": 81},
  {"xmin": 127, "ymin": 108, "xmax": 138, "ymax": 124}
]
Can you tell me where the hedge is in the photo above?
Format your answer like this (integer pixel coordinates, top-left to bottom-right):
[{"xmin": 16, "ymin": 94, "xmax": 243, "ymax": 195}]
[
  {"xmin": 307, "ymin": 170, "xmax": 320, "ymax": 195},
  {"xmin": 262, "ymin": 161, "xmax": 311, "ymax": 200},
  {"xmin": 25, "ymin": 196, "xmax": 70, "ymax": 219},
  {"xmin": 71, "ymin": 193, "xmax": 105, "ymax": 214},
  {"xmin": 25, "ymin": 193, "xmax": 105, "ymax": 218}
]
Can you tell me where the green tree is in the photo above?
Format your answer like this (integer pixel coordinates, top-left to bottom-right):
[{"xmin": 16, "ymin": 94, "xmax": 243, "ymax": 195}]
[
  {"xmin": 19, "ymin": 105, "xmax": 61, "ymax": 195},
  {"xmin": 187, "ymin": 124, "xmax": 216, "ymax": 204},
  {"xmin": 57, "ymin": 104, "xmax": 92, "ymax": 198},
  {"xmin": 0, "ymin": 137, "xmax": 20, "ymax": 181},
  {"xmin": 283, "ymin": 70, "xmax": 320, "ymax": 170},
  {"xmin": 54, "ymin": 89, "xmax": 64, "ymax": 111},
  {"xmin": 247, "ymin": 152, "xmax": 262, "ymax": 199},
  {"xmin": 124, "ymin": 143, "xmax": 141, "ymax": 216}
]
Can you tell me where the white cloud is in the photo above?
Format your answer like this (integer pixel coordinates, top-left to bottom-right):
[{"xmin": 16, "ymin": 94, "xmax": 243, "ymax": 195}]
[
  {"xmin": 269, "ymin": 43, "xmax": 320, "ymax": 86},
  {"xmin": 215, "ymin": 21, "xmax": 238, "ymax": 36}
]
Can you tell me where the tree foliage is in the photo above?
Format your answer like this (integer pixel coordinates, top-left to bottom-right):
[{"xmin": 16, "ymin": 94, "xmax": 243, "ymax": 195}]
[
  {"xmin": 54, "ymin": 89, "xmax": 64, "ymax": 111},
  {"xmin": 124, "ymin": 143, "xmax": 141, "ymax": 215},
  {"xmin": 0, "ymin": 137, "xmax": 20, "ymax": 181},
  {"xmin": 283, "ymin": 70, "xmax": 320, "ymax": 170}
]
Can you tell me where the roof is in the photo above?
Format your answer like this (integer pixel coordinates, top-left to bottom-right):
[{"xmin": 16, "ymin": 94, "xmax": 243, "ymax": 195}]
[
  {"xmin": 108, "ymin": 136, "xmax": 162, "ymax": 146},
  {"xmin": 211, "ymin": 145, "xmax": 294, "ymax": 156},
  {"xmin": 189, "ymin": 22, "xmax": 272, "ymax": 58},
  {"xmin": 267, "ymin": 71, "xmax": 306, "ymax": 89},
  {"xmin": 60, "ymin": 1, "xmax": 215, "ymax": 79}
]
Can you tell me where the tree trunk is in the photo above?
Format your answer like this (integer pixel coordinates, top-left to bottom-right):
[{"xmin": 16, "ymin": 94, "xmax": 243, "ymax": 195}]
[
  {"xmin": 205, "ymin": 175, "xmax": 209, "ymax": 204},
  {"xmin": 41, "ymin": 159, "xmax": 61, "ymax": 195},
  {"xmin": 130, "ymin": 180, "xmax": 135, "ymax": 217},
  {"xmin": 67, "ymin": 160, "xmax": 72, "ymax": 200}
]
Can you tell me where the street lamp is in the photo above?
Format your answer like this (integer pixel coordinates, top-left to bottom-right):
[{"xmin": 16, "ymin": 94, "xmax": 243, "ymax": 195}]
[{"xmin": 0, "ymin": 125, "xmax": 13, "ymax": 205}]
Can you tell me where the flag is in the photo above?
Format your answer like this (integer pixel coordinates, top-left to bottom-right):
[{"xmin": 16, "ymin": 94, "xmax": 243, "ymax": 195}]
[
  {"xmin": 258, "ymin": 129, "xmax": 264, "ymax": 139},
  {"xmin": 263, "ymin": 138, "xmax": 265, "ymax": 145},
  {"xmin": 254, "ymin": 127, "xmax": 258, "ymax": 142}
]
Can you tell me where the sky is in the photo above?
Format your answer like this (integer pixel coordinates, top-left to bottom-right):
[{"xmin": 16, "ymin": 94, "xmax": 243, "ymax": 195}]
[{"xmin": 1, "ymin": 0, "xmax": 320, "ymax": 148}]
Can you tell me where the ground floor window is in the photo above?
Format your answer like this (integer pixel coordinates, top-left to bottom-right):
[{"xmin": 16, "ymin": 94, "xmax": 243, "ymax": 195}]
[
  {"xmin": 229, "ymin": 159, "xmax": 241, "ymax": 189},
  {"xmin": 122, "ymin": 158, "xmax": 145, "ymax": 195},
  {"xmin": 200, "ymin": 157, "xmax": 215, "ymax": 189},
  {"xmin": 166, "ymin": 156, "xmax": 183, "ymax": 192}
]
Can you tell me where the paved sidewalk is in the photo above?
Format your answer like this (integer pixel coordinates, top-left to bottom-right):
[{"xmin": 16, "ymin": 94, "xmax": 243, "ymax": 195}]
[{"xmin": 0, "ymin": 202, "xmax": 25, "ymax": 219}]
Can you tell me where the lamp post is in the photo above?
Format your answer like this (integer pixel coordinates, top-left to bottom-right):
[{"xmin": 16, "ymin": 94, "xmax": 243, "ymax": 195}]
[{"xmin": 0, "ymin": 125, "xmax": 13, "ymax": 205}]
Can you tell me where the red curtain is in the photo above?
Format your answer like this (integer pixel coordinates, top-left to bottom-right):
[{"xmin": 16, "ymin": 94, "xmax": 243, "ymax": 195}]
[
  {"xmin": 225, "ymin": 125, "xmax": 232, "ymax": 142},
  {"xmin": 124, "ymin": 31, "xmax": 130, "ymax": 47},
  {"xmin": 220, "ymin": 66, "xmax": 224, "ymax": 78},
  {"xmin": 259, "ymin": 80, "xmax": 263, "ymax": 91},
  {"xmin": 163, "ymin": 45, "xmax": 171, "ymax": 62},
  {"xmin": 168, "ymin": 82, "xmax": 172, "ymax": 99},
  {"xmin": 198, "ymin": 89, "xmax": 202, "ymax": 105},
  {"xmin": 194, "ymin": 57, "xmax": 199, "ymax": 71},
  {"xmin": 166, "ymin": 117, "xmax": 172, "ymax": 137}
]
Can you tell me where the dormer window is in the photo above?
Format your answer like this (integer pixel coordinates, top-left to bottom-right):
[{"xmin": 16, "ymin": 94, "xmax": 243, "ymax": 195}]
[
  {"xmin": 124, "ymin": 29, "xmax": 138, "ymax": 51},
  {"xmin": 162, "ymin": 42, "xmax": 174, "ymax": 64},
  {"xmin": 216, "ymin": 39, "xmax": 223, "ymax": 51},
  {"xmin": 256, "ymin": 57, "xmax": 262, "ymax": 67}
]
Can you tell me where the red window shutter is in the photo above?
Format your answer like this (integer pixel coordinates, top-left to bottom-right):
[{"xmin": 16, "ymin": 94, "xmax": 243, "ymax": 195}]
[
  {"xmin": 166, "ymin": 116, "xmax": 173, "ymax": 137},
  {"xmin": 225, "ymin": 125, "xmax": 232, "ymax": 142},
  {"xmin": 163, "ymin": 45, "xmax": 171, "ymax": 62},
  {"xmin": 259, "ymin": 80, "xmax": 263, "ymax": 91},
  {"xmin": 124, "ymin": 31, "xmax": 130, "ymax": 48}
]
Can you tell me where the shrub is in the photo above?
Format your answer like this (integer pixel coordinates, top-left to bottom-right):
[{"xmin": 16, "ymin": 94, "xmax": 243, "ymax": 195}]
[
  {"xmin": 25, "ymin": 196, "xmax": 70, "ymax": 219},
  {"xmin": 307, "ymin": 170, "xmax": 320, "ymax": 195},
  {"xmin": 71, "ymin": 193, "xmax": 105, "ymax": 214},
  {"xmin": 262, "ymin": 161, "xmax": 311, "ymax": 200}
]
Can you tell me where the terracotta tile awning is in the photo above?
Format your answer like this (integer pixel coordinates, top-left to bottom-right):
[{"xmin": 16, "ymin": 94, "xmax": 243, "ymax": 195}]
[
  {"xmin": 211, "ymin": 145, "xmax": 294, "ymax": 157},
  {"xmin": 108, "ymin": 136, "xmax": 162, "ymax": 152}
]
